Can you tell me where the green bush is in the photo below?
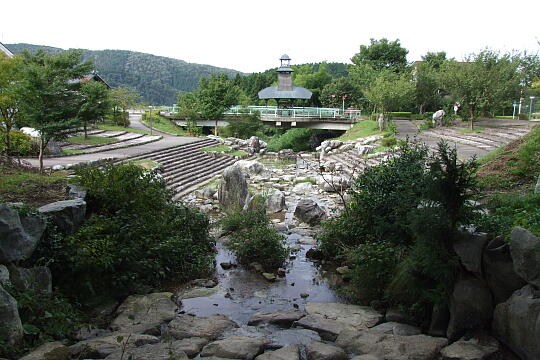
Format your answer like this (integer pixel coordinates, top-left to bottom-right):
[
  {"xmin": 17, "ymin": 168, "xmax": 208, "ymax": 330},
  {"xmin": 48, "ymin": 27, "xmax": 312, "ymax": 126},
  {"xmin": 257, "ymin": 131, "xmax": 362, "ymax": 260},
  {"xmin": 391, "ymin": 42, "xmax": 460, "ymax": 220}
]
[
  {"xmin": 380, "ymin": 136, "xmax": 397, "ymax": 147},
  {"xmin": 266, "ymin": 128, "xmax": 313, "ymax": 152},
  {"xmin": 389, "ymin": 112, "xmax": 412, "ymax": 119},
  {"xmin": 225, "ymin": 112, "xmax": 263, "ymax": 139},
  {"xmin": 34, "ymin": 164, "xmax": 214, "ymax": 299},
  {"xmin": 0, "ymin": 130, "xmax": 36, "ymax": 156}
]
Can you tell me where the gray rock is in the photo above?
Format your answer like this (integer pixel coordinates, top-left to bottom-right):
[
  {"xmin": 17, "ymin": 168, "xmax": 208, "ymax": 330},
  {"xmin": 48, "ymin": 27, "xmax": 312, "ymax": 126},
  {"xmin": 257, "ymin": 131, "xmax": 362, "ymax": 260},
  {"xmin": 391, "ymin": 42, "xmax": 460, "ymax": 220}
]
[
  {"xmin": 256, "ymin": 345, "xmax": 299, "ymax": 360},
  {"xmin": 8, "ymin": 265, "xmax": 52, "ymax": 293},
  {"xmin": 453, "ymin": 230, "xmax": 489, "ymax": 276},
  {"xmin": 248, "ymin": 309, "xmax": 306, "ymax": 327},
  {"xmin": 320, "ymin": 176, "xmax": 350, "ymax": 193},
  {"xmin": 428, "ymin": 304, "xmax": 450, "ymax": 337},
  {"xmin": 0, "ymin": 265, "xmax": 10, "ymax": 287},
  {"xmin": 278, "ymin": 149, "xmax": 296, "ymax": 161},
  {"xmin": 66, "ymin": 183, "xmax": 87, "ymax": 200},
  {"xmin": 292, "ymin": 182, "xmax": 314, "ymax": 195},
  {"xmin": 293, "ymin": 315, "xmax": 348, "ymax": 341},
  {"xmin": 350, "ymin": 356, "xmax": 381, "ymax": 360},
  {"xmin": 384, "ymin": 308, "xmax": 414, "ymax": 325},
  {"xmin": 535, "ymin": 174, "xmax": 540, "ymax": 194},
  {"xmin": 510, "ymin": 227, "xmax": 540, "ymax": 288},
  {"xmin": 19, "ymin": 341, "xmax": 70, "ymax": 360},
  {"xmin": 266, "ymin": 329, "xmax": 321, "ymax": 349},
  {"xmin": 371, "ymin": 322, "xmax": 421, "ymax": 336},
  {"xmin": 483, "ymin": 236, "xmax": 526, "ymax": 304},
  {"xmin": 104, "ymin": 341, "xmax": 190, "ymax": 360},
  {"xmin": 200, "ymin": 336, "xmax": 266, "ymax": 359},
  {"xmin": 165, "ymin": 314, "xmax": 238, "ymax": 340},
  {"xmin": 305, "ymin": 303, "xmax": 383, "ymax": 329},
  {"xmin": 52, "ymin": 164, "xmax": 65, "ymax": 171},
  {"xmin": 44, "ymin": 139, "xmax": 62, "ymax": 155},
  {"xmin": 69, "ymin": 332, "xmax": 160, "ymax": 358},
  {"xmin": 265, "ymin": 190, "xmax": 286, "ymax": 214},
  {"xmin": 110, "ymin": 292, "xmax": 177, "ymax": 335},
  {"xmin": 439, "ymin": 333, "xmax": 499, "ymax": 360},
  {"xmin": 447, "ymin": 275, "xmax": 493, "ymax": 341},
  {"xmin": 262, "ymin": 273, "xmax": 277, "ymax": 282},
  {"xmin": 0, "ymin": 284, "xmax": 23, "ymax": 346},
  {"xmin": 38, "ymin": 199, "xmax": 86, "ymax": 234},
  {"xmin": 355, "ymin": 144, "xmax": 375, "ymax": 155},
  {"xmin": 294, "ymin": 199, "xmax": 327, "ymax": 226},
  {"xmin": 249, "ymin": 137, "xmax": 261, "ymax": 153},
  {"xmin": 0, "ymin": 204, "xmax": 46, "ymax": 263},
  {"xmin": 336, "ymin": 328, "xmax": 447, "ymax": 360},
  {"xmin": 236, "ymin": 160, "xmax": 266, "ymax": 175},
  {"xmin": 219, "ymin": 165, "xmax": 250, "ymax": 212},
  {"xmin": 492, "ymin": 285, "xmax": 540, "ymax": 360},
  {"xmin": 306, "ymin": 341, "xmax": 347, "ymax": 360}
]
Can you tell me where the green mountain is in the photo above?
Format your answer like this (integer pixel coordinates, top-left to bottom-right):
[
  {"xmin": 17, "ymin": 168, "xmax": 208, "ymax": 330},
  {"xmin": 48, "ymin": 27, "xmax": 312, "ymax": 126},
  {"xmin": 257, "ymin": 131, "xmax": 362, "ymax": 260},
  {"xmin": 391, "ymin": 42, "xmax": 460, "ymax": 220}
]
[{"xmin": 6, "ymin": 43, "xmax": 244, "ymax": 105}]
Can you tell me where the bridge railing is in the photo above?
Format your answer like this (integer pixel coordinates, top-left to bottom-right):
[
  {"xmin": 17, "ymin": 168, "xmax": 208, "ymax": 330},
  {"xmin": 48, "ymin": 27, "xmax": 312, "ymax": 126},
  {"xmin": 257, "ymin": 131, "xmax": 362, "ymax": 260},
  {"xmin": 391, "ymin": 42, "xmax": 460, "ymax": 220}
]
[{"xmin": 225, "ymin": 106, "xmax": 361, "ymax": 119}]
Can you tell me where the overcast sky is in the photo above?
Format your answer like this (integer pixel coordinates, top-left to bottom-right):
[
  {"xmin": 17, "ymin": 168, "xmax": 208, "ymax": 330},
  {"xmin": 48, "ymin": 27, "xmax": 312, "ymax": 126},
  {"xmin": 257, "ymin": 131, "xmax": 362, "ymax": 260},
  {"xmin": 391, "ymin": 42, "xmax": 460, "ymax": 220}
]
[{"xmin": 2, "ymin": 0, "xmax": 539, "ymax": 73}]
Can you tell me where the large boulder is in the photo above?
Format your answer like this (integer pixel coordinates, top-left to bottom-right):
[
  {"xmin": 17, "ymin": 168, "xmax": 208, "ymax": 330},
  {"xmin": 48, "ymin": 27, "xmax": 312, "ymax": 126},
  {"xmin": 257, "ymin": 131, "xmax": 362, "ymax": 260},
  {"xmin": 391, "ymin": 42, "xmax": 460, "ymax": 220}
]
[
  {"xmin": 109, "ymin": 292, "xmax": 177, "ymax": 335},
  {"xmin": 0, "ymin": 265, "xmax": 10, "ymax": 286},
  {"xmin": 336, "ymin": 328, "xmax": 447, "ymax": 360},
  {"xmin": 265, "ymin": 329, "xmax": 321, "ymax": 349},
  {"xmin": 235, "ymin": 160, "xmax": 266, "ymax": 175},
  {"xmin": 219, "ymin": 165, "xmax": 250, "ymax": 212},
  {"xmin": 38, "ymin": 199, "xmax": 86, "ymax": 234},
  {"xmin": 66, "ymin": 183, "xmax": 87, "ymax": 200},
  {"xmin": 292, "ymin": 182, "xmax": 314, "ymax": 196},
  {"xmin": 265, "ymin": 189, "xmax": 287, "ymax": 214},
  {"xmin": 104, "ymin": 341, "xmax": 191, "ymax": 360},
  {"xmin": 447, "ymin": 275, "xmax": 493, "ymax": 341},
  {"xmin": 439, "ymin": 332, "xmax": 499, "ymax": 360},
  {"xmin": 318, "ymin": 176, "xmax": 350, "ymax": 193},
  {"xmin": 165, "ymin": 314, "xmax": 238, "ymax": 340},
  {"xmin": 370, "ymin": 322, "xmax": 421, "ymax": 336},
  {"xmin": 19, "ymin": 341, "xmax": 70, "ymax": 360},
  {"xmin": 0, "ymin": 204, "xmax": 46, "ymax": 263},
  {"xmin": 483, "ymin": 236, "xmax": 526, "ymax": 304},
  {"xmin": 249, "ymin": 136, "xmax": 261, "ymax": 153},
  {"xmin": 69, "ymin": 332, "xmax": 160, "ymax": 358},
  {"xmin": 510, "ymin": 227, "xmax": 540, "ymax": 288},
  {"xmin": 8, "ymin": 265, "xmax": 52, "ymax": 293},
  {"xmin": 248, "ymin": 309, "xmax": 306, "ymax": 327},
  {"xmin": 256, "ymin": 345, "xmax": 299, "ymax": 360},
  {"xmin": 306, "ymin": 341, "xmax": 347, "ymax": 360},
  {"xmin": 200, "ymin": 336, "xmax": 266, "ymax": 359},
  {"xmin": 492, "ymin": 285, "xmax": 540, "ymax": 360},
  {"xmin": 0, "ymin": 284, "xmax": 23, "ymax": 346},
  {"xmin": 294, "ymin": 199, "xmax": 327, "ymax": 226},
  {"xmin": 453, "ymin": 230, "xmax": 489, "ymax": 277}
]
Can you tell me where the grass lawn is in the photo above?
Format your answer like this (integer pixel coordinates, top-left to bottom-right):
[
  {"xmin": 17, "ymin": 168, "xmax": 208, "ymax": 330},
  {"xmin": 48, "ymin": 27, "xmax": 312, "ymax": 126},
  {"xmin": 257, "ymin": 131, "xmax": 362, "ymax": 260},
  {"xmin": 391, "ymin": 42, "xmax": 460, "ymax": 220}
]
[
  {"xmin": 337, "ymin": 120, "xmax": 386, "ymax": 141},
  {"xmin": 130, "ymin": 159, "xmax": 160, "ymax": 170},
  {"xmin": 457, "ymin": 127, "xmax": 485, "ymax": 134},
  {"xmin": 0, "ymin": 165, "xmax": 68, "ymax": 207},
  {"xmin": 97, "ymin": 124, "xmax": 151, "ymax": 135},
  {"xmin": 200, "ymin": 145, "xmax": 231, "ymax": 152},
  {"xmin": 143, "ymin": 116, "xmax": 189, "ymax": 136},
  {"xmin": 66, "ymin": 135, "xmax": 118, "ymax": 146},
  {"xmin": 228, "ymin": 150, "xmax": 248, "ymax": 157},
  {"xmin": 62, "ymin": 149, "xmax": 85, "ymax": 156}
]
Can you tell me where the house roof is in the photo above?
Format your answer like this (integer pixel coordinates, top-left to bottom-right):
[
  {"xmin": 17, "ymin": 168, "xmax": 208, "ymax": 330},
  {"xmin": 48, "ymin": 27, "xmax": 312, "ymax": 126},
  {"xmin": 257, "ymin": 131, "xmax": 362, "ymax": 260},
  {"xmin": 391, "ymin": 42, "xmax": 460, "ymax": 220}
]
[
  {"xmin": 68, "ymin": 72, "xmax": 111, "ymax": 89},
  {"xmin": 258, "ymin": 86, "xmax": 312, "ymax": 100},
  {"xmin": 0, "ymin": 42, "xmax": 14, "ymax": 58}
]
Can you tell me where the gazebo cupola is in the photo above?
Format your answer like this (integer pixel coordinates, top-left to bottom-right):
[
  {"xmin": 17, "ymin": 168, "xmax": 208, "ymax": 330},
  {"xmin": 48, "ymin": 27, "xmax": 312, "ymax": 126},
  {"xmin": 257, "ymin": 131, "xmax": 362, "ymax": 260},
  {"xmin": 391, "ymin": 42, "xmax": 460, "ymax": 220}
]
[{"xmin": 258, "ymin": 54, "xmax": 312, "ymax": 106}]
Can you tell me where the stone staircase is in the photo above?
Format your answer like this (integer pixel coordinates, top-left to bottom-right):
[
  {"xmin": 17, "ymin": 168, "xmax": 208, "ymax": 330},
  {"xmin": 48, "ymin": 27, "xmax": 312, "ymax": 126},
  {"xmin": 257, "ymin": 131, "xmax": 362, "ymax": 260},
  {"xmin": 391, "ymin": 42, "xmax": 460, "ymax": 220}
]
[
  {"xmin": 324, "ymin": 150, "xmax": 390, "ymax": 177},
  {"xmin": 117, "ymin": 138, "xmax": 239, "ymax": 199}
]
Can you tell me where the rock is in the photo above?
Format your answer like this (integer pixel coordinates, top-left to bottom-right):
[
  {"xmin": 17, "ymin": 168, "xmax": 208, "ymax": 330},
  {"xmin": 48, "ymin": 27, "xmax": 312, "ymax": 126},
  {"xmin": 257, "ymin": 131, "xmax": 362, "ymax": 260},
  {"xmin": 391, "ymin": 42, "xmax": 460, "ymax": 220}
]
[
  {"xmin": 0, "ymin": 284, "xmax": 23, "ymax": 346},
  {"xmin": 371, "ymin": 322, "xmax": 421, "ymax": 336},
  {"xmin": 355, "ymin": 144, "xmax": 375, "ymax": 155},
  {"xmin": 297, "ymin": 237, "xmax": 316, "ymax": 245},
  {"xmin": 510, "ymin": 227, "xmax": 540, "ymax": 288},
  {"xmin": 249, "ymin": 136, "xmax": 261, "ymax": 153},
  {"xmin": 262, "ymin": 273, "xmax": 277, "ymax": 282},
  {"xmin": 191, "ymin": 279, "xmax": 218, "ymax": 288},
  {"xmin": 439, "ymin": 333, "xmax": 499, "ymax": 360},
  {"xmin": 453, "ymin": 230, "xmax": 489, "ymax": 277},
  {"xmin": 0, "ymin": 265, "xmax": 10, "ymax": 287},
  {"xmin": 8, "ymin": 265, "xmax": 52, "ymax": 293},
  {"xmin": 250, "ymin": 262, "xmax": 264, "ymax": 272},
  {"xmin": 165, "ymin": 314, "xmax": 238, "ymax": 340},
  {"xmin": 74, "ymin": 325, "xmax": 111, "ymax": 341},
  {"xmin": 277, "ymin": 268, "xmax": 286, "ymax": 277},
  {"xmin": 300, "ymin": 293, "xmax": 309, "ymax": 299},
  {"xmin": 110, "ymin": 292, "xmax": 177, "ymax": 335},
  {"xmin": 321, "ymin": 177, "xmax": 350, "ymax": 193},
  {"xmin": 447, "ymin": 275, "xmax": 493, "ymax": 341},
  {"xmin": 384, "ymin": 308, "xmax": 414, "ymax": 325},
  {"xmin": 0, "ymin": 204, "xmax": 46, "ymax": 263},
  {"xmin": 38, "ymin": 199, "xmax": 86, "ymax": 234},
  {"xmin": 236, "ymin": 160, "xmax": 266, "ymax": 175},
  {"xmin": 248, "ymin": 309, "xmax": 306, "ymax": 327},
  {"xmin": 265, "ymin": 190, "xmax": 286, "ymax": 214},
  {"xmin": 293, "ymin": 315, "xmax": 349, "ymax": 341},
  {"xmin": 535, "ymin": 174, "xmax": 540, "ymax": 194},
  {"xmin": 177, "ymin": 286, "xmax": 219, "ymax": 299},
  {"xmin": 350, "ymin": 356, "xmax": 380, "ymax": 360},
  {"xmin": 196, "ymin": 187, "xmax": 217, "ymax": 200},
  {"xmin": 483, "ymin": 236, "xmax": 526, "ymax": 304},
  {"xmin": 336, "ymin": 266, "xmax": 349, "ymax": 275},
  {"xmin": 336, "ymin": 328, "xmax": 447, "ymax": 360},
  {"xmin": 104, "ymin": 341, "xmax": 191, "ymax": 360},
  {"xmin": 52, "ymin": 164, "xmax": 65, "ymax": 171},
  {"xmin": 294, "ymin": 199, "xmax": 327, "ymax": 226},
  {"xmin": 219, "ymin": 165, "xmax": 250, "ymax": 212},
  {"xmin": 306, "ymin": 341, "xmax": 347, "ymax": 360},
  {"xmin": 66, "ymin": 183, "xmax": 87, "ymax": 200},
  {"xmin": 266, "ymin": 329, "xmax": 321, "ymax": 349},
  {"xmin": 306, "ymin": 248, "xmax": 323, "ymax": 260},
  {"xmin": 305, "ymin": 302, "xmax": 383, "ymax": 329},
  {"xmin": 278, "ymin": 149, "xmax": 296, "ymax": 161},
  {"xmin": 492, "ymin": 285, "xmax": 540, "ymax": 360},
  {"xmin": 428, "ymin": 304, "xmax": 450, "ymax": 337},
  {"xmin": 200, "ymin": 336, "xmax": 266, "ymax": 359},
  {"xmin": 220, "ymin": 262, "xmax": 233, "ymax": 270},
  {"xmin": 292, "ymin": 182, "xmax": 314, "ymax": 195},
  {"xmin": 255, "ymin": 345, "xmax": 299, "ymax": 360},
  {"xmin": 19, "ymin": 341, "xmax": 70, "ymax": 360},
  {"xmin": 69, "ymin": 332, "xmax": 160, "ymax": 358}
]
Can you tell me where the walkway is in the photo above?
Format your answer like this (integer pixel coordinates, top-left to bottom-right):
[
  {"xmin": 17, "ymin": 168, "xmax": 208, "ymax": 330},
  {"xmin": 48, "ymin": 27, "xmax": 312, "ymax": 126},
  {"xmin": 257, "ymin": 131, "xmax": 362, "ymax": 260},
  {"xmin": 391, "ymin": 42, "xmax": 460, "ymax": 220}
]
[{"xmin": 23, "ymin": 112, "xmax": 202, "ymax": 168}]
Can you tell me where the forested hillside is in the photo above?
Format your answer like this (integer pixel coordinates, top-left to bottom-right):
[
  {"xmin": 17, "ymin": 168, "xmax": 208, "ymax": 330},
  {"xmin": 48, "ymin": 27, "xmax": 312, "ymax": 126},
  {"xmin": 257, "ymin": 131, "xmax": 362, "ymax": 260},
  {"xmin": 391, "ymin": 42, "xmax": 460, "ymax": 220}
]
[{"xmin": 6, "ymin": 43, "xmax": 243, "ymax": 105}]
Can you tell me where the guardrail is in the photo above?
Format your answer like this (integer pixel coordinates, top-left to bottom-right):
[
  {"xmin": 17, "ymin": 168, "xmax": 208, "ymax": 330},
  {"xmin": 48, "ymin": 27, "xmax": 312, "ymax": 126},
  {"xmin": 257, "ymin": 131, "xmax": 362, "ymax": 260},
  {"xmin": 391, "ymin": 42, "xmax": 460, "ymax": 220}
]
[{"xmin": 225, "ymin": 106, "xmax": 361, "ymax": 119}]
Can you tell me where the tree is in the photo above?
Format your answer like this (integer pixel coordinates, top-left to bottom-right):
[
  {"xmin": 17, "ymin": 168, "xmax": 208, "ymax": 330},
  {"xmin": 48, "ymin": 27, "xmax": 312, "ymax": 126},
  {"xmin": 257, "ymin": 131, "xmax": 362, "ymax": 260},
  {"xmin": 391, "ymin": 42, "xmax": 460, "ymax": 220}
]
[
  {"xmin": 293, "ymin": 63, "xmax": 333, "ymax": 106},
  {"xmin": 78, "ymin": 81, "xmax": 111, "ymax": 138},
  {"xmin": 414, "ymin": 61, "xmax": 443, "ymax": 114},
  {"xmin": 197, "ymin": 74, "xmax": 240, "ymax": 135},
  {"xmin": 351, "ymin": 38, "xmax": 409, "ymax": 73},
  {"xmin": 109, "ymin": 87, "xmax": 140, "ymax": 126},
  {"xmin": 19, "ymin": 50, "xmax": 93, "ymax": 172},
  {"xmin": 441, "ymin": 50, "xmax": 522, "ymax": 129},
  {"xmin": 0, "ymin": 53, "xmax": 23, "ymax": 159},
  {"xmin": 363, "ymin": 71, "xmax": 415, "ymax": 115},
  {"xmin": 321, "ymin": 77, "xmax": 360, "ymax": 108},
  {"xmin": 421, "ymin": 51, "xmax": 448, "ymax": 69}
]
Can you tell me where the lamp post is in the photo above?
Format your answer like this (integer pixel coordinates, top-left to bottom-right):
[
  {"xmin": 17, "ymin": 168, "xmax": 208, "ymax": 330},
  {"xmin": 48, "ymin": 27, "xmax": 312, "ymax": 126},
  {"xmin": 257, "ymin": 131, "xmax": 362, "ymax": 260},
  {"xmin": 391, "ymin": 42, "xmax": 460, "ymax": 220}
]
[
  {"xmin": 529, "ymin": 96, "xmax": 536, "ymax": 120},
  {"xmin": 512, "ymin": 103, "xmax": 517, "ymax": 119},
  {"xmin": 342, "ymin": 94, "xmax": 348, "ymax": 115},
  {"xmin": 148, "ymin": 105, "xmax": 153, "ymax": 135}
]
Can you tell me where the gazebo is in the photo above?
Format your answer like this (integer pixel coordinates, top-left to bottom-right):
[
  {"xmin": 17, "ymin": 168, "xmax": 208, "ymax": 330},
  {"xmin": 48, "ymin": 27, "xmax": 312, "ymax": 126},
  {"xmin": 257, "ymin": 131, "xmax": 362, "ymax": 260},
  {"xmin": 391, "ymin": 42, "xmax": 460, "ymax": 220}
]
[{"xmin": 258, "ymin": 54, "xmax": 312, "ymax": 108}]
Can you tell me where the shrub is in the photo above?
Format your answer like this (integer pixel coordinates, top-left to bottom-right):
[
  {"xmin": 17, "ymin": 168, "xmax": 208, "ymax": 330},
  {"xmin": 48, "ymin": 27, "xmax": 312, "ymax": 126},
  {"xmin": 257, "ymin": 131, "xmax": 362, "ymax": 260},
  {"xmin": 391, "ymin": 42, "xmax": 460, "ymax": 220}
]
[
  {"xmin": 34, "ymin": 164, "xmax": 214, "ymax": 299},
  {"xmin": 225, "ymin": 112, "xmax": 263, "ymax": 139},
  {"xmin": 389, "ymin": 112, "xmax": 412, "ymax": 119},
  {"xmin": 380, "ymin": 136, "xmax": 397, "ymax": 147},
  {"xmin": 266, "ymin": 128, "xmax": 314, "ymax": 152},
  {"xmin": 0, "ymin": 130, "xmax": 35, "ymax": 156}
]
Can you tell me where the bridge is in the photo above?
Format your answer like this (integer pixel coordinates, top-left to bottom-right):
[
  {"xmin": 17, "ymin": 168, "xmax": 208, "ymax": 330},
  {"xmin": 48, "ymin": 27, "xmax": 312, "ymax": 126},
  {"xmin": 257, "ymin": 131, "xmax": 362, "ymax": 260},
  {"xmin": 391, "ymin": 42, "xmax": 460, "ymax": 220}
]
[{"xmin": 165, "ymin": 106, "xmax": 362, "ymax": 131}]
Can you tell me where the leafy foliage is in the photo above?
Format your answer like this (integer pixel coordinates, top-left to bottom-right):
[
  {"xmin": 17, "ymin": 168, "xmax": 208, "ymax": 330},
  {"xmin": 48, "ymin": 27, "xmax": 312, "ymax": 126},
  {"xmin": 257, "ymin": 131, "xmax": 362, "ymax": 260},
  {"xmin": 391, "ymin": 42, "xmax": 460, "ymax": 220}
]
[
  {"xmin": 266, "ymin": 128, "xmax": 314, "ymax": 152},
  {"xmin": 351, "ymin": 38, "xmax": 408, "ymax": 72}
]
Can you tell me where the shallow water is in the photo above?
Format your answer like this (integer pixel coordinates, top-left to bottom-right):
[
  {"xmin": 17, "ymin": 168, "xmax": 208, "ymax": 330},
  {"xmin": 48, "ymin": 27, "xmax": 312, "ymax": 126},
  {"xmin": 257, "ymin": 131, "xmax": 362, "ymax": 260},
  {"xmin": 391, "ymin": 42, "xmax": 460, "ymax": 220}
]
[{"xmin": 180, "ymin": 231, "xmax": 345, "ymax": 325}]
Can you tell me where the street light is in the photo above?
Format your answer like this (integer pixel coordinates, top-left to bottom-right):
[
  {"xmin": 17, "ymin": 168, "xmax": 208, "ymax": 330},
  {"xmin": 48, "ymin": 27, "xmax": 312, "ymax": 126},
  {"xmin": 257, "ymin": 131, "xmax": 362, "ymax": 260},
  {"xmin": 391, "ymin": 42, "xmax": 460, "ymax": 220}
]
[
  {"xmin": 529, "ymin": 96, "xmax": 536, "ymax": 120},
  {"xmin": 148, "ymin": 105, "xmax": 153, "ymax": 135}
]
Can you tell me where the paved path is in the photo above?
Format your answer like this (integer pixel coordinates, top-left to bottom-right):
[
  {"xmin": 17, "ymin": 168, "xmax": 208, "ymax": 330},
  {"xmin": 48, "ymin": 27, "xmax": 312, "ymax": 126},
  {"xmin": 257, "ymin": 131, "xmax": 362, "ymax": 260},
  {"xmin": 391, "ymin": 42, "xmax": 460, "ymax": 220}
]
[{"xmin": 23, "ymin": 112, "xmax": 202, "ymax": 167}]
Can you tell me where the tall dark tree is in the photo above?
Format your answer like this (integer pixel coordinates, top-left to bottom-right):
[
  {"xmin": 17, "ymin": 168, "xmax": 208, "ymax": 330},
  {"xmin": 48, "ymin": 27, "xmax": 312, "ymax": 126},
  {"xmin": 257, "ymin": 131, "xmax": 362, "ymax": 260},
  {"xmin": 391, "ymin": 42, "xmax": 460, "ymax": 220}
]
[{"xmin": 78, "ymin": 81, "xmax": 111, "ymax": 138}]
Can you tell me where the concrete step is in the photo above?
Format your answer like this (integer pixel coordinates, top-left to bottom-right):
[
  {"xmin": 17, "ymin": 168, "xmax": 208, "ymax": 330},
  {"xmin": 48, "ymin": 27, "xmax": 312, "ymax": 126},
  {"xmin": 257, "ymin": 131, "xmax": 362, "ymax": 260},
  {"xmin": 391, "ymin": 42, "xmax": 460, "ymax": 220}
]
[{"xmin": 167, "ymin": 156, "xmax": 234, "ymax": 190}]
